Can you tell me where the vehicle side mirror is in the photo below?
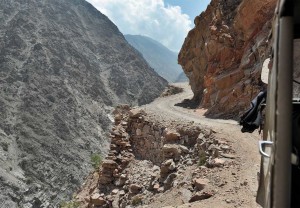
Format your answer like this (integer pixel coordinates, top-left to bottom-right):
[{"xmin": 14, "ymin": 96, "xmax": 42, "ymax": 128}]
[{"xmin": 261, "ymin": 58, "xmax": 270, "ymax": 84}]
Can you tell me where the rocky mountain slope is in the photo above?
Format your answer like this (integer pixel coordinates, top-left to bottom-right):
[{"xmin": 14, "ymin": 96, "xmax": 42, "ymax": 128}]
[
  {"xmin": 0, "ymin": 0, "xmax": 167, "ymax": 207},
  {"xmin": 125, "ymin": 35, "xmax": 187, "ymax": 83},
  {"xmin": 179, "ymin": 0, "xmax": 276, "ymax": 118}
]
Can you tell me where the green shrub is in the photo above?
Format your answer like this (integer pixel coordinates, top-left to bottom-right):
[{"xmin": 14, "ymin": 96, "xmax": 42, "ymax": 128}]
[
  {"xmin": 131, "ymin": 195, "xmax": 143, "ymax": 206},
  {"xmin": 91, "ymin": 153, "xmax": 102, "ymax": 169},
  {"xmin": 60, "ymin": 200, "xmax": 80, "ymax": 208},
  {"xmin": 198, "ymin": 149, "xmax": 206, "ymax": 166}
]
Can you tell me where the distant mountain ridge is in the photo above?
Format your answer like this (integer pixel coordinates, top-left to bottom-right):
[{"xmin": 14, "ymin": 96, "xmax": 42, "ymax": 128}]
[
  {"xmin": 125, "ymin": 34, "xmax": 187, "ymax": 83},
  {"xmin": 0, "ymin": 0, "xmax": 167, "ymax": 206}
]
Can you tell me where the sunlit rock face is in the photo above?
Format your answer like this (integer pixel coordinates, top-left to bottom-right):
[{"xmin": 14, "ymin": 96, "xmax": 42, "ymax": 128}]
[{"xmin": 179, "ymin": 0, "xmax": 276, "ymax": 118}]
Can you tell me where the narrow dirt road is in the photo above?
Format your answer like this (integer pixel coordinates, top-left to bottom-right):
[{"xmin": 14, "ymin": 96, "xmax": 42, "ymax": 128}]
[
  {"xmin": 142, "ymin": 82, "xmax": 237, "ymax": 127},
  {"xmin": 140, "ymin": 82, "xmax": 262, "ymax": 208}
]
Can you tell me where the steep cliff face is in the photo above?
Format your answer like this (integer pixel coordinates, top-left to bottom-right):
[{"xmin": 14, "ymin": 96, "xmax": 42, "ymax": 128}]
[
  {"xmin": 179, "ymin": 0, "xmax": 276, "ymax": 118},
  {"xmin": 0, "ymin": 0, "xmax": 167, "ymax": 206}
]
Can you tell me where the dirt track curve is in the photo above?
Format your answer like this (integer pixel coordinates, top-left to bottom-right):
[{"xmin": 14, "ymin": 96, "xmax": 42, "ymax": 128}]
[{"xmin": 140, "ymin": 82, "xmax": 262, "ymax": 208}]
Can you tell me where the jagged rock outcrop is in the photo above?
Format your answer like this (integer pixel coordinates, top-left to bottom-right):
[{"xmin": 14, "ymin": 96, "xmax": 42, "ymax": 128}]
[
  {"xmin": 179, "ymin": 0, "xmax": 276, "ymax": 118},
  {"xmin": 0, "ymin": 0, "xmax": 167, "ymax": 206}
]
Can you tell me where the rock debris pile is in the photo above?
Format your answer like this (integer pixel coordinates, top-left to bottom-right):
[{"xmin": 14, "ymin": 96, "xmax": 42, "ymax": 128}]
[{"xmin": 76, "ymin": 105, "xmax": 239, "ymax": 207}]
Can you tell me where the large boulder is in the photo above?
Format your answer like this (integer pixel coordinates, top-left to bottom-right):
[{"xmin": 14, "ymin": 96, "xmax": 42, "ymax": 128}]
[
  {"xmin": 162, "ymin": 144, "xmax": 189, "ymax": 161},
  {"xmin": 178, "ymin": 0, "xmax": 277, "ymax": 118}
]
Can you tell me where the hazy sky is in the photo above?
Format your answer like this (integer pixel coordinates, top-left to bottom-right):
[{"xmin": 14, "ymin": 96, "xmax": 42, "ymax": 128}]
[{"xmin": 86, "ymin": 0, "xmax": 210, "ymax": 52}]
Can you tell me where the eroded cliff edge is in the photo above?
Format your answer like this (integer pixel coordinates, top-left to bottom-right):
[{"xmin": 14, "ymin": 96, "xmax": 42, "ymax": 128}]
[{"xmin": 179, "ymin": 0, "xmax": 276, "ymax": 118}]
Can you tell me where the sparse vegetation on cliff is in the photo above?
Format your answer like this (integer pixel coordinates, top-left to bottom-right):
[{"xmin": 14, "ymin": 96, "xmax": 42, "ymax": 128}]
[
  {"xmin": 91, "ymin": 154, "xmax": 103, "ymax": 170},
  {"xmin": 60, "ymin": 200, "xmax": 80, "ymax": 208},
  {"xmin": 131, "ymin": 195, "xmax": 143, "ymax": 206},
  {"xmin": 198, "ymin": 149, "xmax": 207, "ymax": 166}
]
